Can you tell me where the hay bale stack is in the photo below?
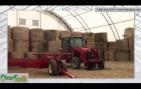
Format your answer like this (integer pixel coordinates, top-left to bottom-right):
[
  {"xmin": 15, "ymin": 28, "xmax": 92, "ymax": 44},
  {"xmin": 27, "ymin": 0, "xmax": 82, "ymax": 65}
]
[
  {"xmin": 85, "ymin": 42, "xmax": 95, "ymax": 48},
  {"xmin": 95, "ymin": 33, "xmax": 108, "ymax": 42},
  {"xmin": 116, "ymin": 51, "xmax": 129, "ymax": 61},
  {"xmin": 95, "ymin": 42, "xmax": 107, "ymax": 51},
  {"xmin": 8, "ymin": 39, "xmax": 13, "ymax": 52},
  {"xmin": 108, "ymin": 41, "xmax": 116, "ymax": 51},
  {"xmin": 116, "ymin": 39, "xmax": 129, "ymax": 51},
  {"xmin": 104, "ymin": 51, "xmax": 109, "ymax": 61},
  {"xmin": 10, "ymin": 52, "xmax": 25, "ymax": 59},
  {"xmin": 47, "ymin": 41, "xmax": 61, "ymax": 52},
  {"xmin": 130, "ymin": 50, "xmax": 134, "ymax": 62},
  {"xmin": 123, "ymin": 28, "xmax": 134, "ymax": 39},
  {"xmin": 82, "ymin": 32, "xmax": 95, "ymax": 42},
  {"xmin": 11, "ymin": 26, "xmax": 29, "ymax": 40},
  {"xmin": 8, "ymin": 25, "xmax": 11, "ymax": 39},
  {"xmin": 60, "ymin": 31, "xmax": 71, "ymax": 38},
  {"xmin": 71, "ymin": 32, "xmax": 82, "ymax": 37},
  {"xmin": 129, "ymin": 38, "xmax": 134, "ymax": 50},
  {"xmin": 25, "ymin": 52, "xmax": 39, "ymax": 59},
  {"xmin": 13, "ymin": 40, "xmax": 29, "ymax": 52},
  {"xmin": 108, "ymin": 50, "xmax": 116, "ymax": 61},
  {"xmin": 44, "ymin": 30, "xmax": 60, "ymax": 41},
  {"xmin": 30, "ymin": 40, "xmax": 47, "ymax": 52},
  {"xmin": 29, "ymin": 28, "xmax": 44, "ymax": 41}
]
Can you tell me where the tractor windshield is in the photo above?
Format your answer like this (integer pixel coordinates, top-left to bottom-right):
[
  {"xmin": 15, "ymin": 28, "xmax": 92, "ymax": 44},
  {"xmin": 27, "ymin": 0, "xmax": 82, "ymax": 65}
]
[{"xmin": 72, "ymin": 37, "xmax": 83, "ymax": 47}]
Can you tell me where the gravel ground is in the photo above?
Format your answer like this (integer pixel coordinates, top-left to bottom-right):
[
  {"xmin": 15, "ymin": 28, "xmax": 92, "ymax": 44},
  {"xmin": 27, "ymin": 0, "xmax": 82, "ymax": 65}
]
[{"xmin": 8, "ymin": 61, "xmax": 134, "ymax": 78}]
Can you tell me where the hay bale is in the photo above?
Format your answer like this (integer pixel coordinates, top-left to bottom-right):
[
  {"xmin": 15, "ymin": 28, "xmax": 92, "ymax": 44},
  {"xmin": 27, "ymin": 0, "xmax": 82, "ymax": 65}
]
[
  {"xmin": 47, "ymin": 41, "xmax": 61, "ymax": 52},
  {"xmin": 11, "ymin": 26, "xmax": 29, "ymax": 40},
  {"xmin": 10, "ymin": 52, "xmax": 25, "ymax": 59},
  {"xmin": 30, "ymin": 40, "xmax": 47, "ymax": 52},
  {"xmin": 8, "ymin": 25, "xmax": 11, "ymax": 39},
  {"xmin": 85, "ymin": 42, "xmax": 95, "ymax": 48},
  {"xmin": 129, "ymin": 38, "xmax": 134, "ymax": 50},
  {"xmin": 8, "ymin": 39, "xmax": 13, "ymax": 52},
  {"xmin": 95, "ymin": 42, "xmax": 107, "ymax": 51},
  {"xmin": 108, "ymin": 42, "xmax": 116, "ymax": 51},
  {"xmin": 44, "ymin": 30, "xmax": 60, "ymax": 41},
  {"xmin": 25, "ymin": 52, "xmax": 39, "ymax": 59},
  {"xmin": 130, "ymin": 50, "xmax": 134, "ymax": 62},
  {"xmin": 109, "ymin": 50, "xmax": 116, "ymax": 61},
  {"xmin": 60, "ymin": 31, "xmax": 71, "ymax": 38},
  {"xmin": 116, "ymin": 39, "xmax": 129, "ymax": 51},
  {"xmin": 123, "ymin": 28, "xmax": 134, "ymax": 39},
  {"xmin": 13, "ymin": 40, "xmax": 29, "ymax": 52},
  {"xmin": 29, "ymin": 28, "xmax": 44, "ymax": 41},
  {"xmin": 95, "ymin": 33, "xmax": 108, "ymax": 42},
  {"xmin": 71, "ymin": 32, "xmax": 82, "ymax": 37},
  {"xmin": 116, "ymin": 51, "xmax": 129, "ymax": 61},
  {"xmin": 82, "ymin": 32, "xmax": 95, "ymax": 42},
  {"xmin": 104, "ymin": 51, "xmax": 109, "ymax": 61}
]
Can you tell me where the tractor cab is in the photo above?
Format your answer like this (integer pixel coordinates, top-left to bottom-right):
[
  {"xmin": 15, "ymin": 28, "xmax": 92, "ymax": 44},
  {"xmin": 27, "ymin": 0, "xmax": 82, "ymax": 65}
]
[{"xmin": 61, "ymin": 36, "xmax": 87, "ymax": 53}]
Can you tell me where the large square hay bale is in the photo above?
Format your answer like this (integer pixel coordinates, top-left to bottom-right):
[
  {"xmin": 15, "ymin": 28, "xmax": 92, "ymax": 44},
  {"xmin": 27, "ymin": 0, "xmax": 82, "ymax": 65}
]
[
  {"xmin": 60, "ymin": 30, "xmax": 71, "ymax": 38},
  {"xmin": 85, "ymin": 42, "xmax": 96, "ymax": 48},
  {"xmin": 47, "ymin": 41, "xmax": 61, "ymax": 52},
  {"xmin": 108, "ymin": 41, "xmax": 116, "ymax": 51},
  {"xmin": 10, "ymin": 52, "xmax": 25, "ymax": 59},
  {"xmin": 129, "ymin": 38, "xmax": 134, "ymax": 50},
  {"xmin": 116, "ymin": 39, "xmax": 129, "ymax": 51},
  {"xmin": 123, "ymin": 28, "xmax": 134, "ymax": 39},
  {"xmin": 13, "ymin": 40, "xmax": 29, "ymax": 52},
  {"xmin": 71, "ymin": 32, "xmax": 82, "ymax": 37},
  {"xmin": 8, "ymin": 25, "xmax": 11, "ymax": 39},
  {"xmin": 11, "ymin": 26, "xmax": 29, "ymax": 40},
  {"xmin": 104, "ymin": 51, "xmax": 109, "ymax": 61},
  {"xmin": 108, "ymin": 50, "xmax": 116, "ymax": 61},
  {"xmin": 29, "ymin": 28, "xmax": 44, "ymax": 41},
  {"xmin": 44, "ymin": 29, "xmax": 60, "ymax": 41},
  {"xmin": 25, "ymin": 52, "xmax": 39, "ymax": 59},
  {"xmin": 30, "ymin": 40, "xmax": 47, "ymax": 52},
  {"xmin": 95, "ymin": 42, "xmax": 107, "ymax": 51},
  {"xmin": 8, "ymin": 39, "xmax": 13, "ymax": 52},
  {"xmin": 95, "ymin": 32, "xmax": 108, "ymax": 42},
  {"xmin": 116, "ymin": 51, "xmax": 129, "ymax": 61},
  {"xmin": 82, "ymin": 32, "xmax": 95, "ymax": 42},
  {"xmin": 130, "ymin": 50, "xmax": 134, "ymax": 62}
]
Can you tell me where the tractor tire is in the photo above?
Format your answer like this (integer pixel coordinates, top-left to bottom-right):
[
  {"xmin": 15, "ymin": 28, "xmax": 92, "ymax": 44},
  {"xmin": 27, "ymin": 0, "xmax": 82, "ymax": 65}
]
[
  {"xmin": 58, "ymin": 60, "xmax": 67, "ymax": 75},
  {"xmin": 98, "ymin": 61, "xmax": 105, "ymax": 69},
  {"xmin": 48, "ymin": 60, "xmax": 58, "ymax": 76},
  {"xmin": 71, "ymin": 57, "xmax": 81, "ymax": 69}
]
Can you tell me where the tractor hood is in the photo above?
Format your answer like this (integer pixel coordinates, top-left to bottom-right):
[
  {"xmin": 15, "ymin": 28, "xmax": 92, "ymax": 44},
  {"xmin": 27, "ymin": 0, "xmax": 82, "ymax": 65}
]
[{"xmin": 73, "ymin": 47, "xmax": 92, "ymax": 51}]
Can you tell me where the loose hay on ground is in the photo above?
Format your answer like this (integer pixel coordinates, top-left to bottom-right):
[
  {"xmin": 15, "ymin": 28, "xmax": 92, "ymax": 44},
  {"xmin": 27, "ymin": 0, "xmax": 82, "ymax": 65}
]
[
  {"xmin": 8, "ymin": 61, "xmax": 134, "ymax": 78},
  {"xmin": 8, "ymin": 39, "xmax": 13, "ymax": 52},
  {"xmin": 116, "ymin": 39, "xmax": 129, "ymax": 51},
  {"xmin": 11, "ymin": 26, "xmax": 29, "ymax": 40},
  {"xmin": 44, "ymin": 30, "xmax": 60, "ymax": 41},
  {"xmin": 25, "ymin": 52, "xmax": 39, "ymax": 59},
  {"xmin": 13, "ymin": 40, "xmax": 29, "ymax": 52},
  {"xmin": 116, "ymin": 51, "xmax": 129, "ymax": 61},
  {"xmin": 8, "ymin": 25, "xmax": 11, "ymax": 39},
  {"xmin": 95, "ymin": 33, "xmax": 108, "ymax": 42},
  {"xmin": 71, "ymin": 32, "xmax": 82, "ymax": 37},
  {"xmin": 10, "ymin": 52, "xmax": 25, "ymax": 59},
  {"xmin": 29, "ymin": 28, "xmax": 44, "ymax": 41},
  {"xmin": 47, "ymin": 41, "xmax": 61, "ymax": 52}
]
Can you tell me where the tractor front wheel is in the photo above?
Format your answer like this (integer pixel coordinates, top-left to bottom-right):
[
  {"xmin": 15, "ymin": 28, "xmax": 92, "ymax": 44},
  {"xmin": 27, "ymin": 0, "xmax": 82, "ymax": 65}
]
[
  {"xmin": 98, "ymin": 61, "xmax": 105, "ymax": 69},
  {"xmin": 71, "ymin": 57, "xmax": 81, "ymax": 69},
  {"xmin": 48, "ymin": 60, "xmax": 58, "ymax": 76},
  {"xmin": 58, "ymin": 60, "xmax": 67, "ymax": 75}
]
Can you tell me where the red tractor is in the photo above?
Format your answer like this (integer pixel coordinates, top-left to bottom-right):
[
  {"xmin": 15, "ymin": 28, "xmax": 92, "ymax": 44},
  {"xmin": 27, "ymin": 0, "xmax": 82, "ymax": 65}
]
[{"xmin": 58, "ymin": 36, "xmax": 105, "ymax": 70}]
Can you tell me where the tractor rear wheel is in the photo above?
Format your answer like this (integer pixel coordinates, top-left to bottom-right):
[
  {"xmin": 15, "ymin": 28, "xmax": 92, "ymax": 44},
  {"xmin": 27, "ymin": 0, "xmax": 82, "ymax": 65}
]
[
  {"xmin": 58, "ymin": 60, "xmax": 67, "ymax": 75},
  {"xmin": 71, "ymin": 57, "xmax": 81, "ymax": 69},
  {"xmin": 48, "ymin": 60, "xmax": 58, "ymax": 76}
]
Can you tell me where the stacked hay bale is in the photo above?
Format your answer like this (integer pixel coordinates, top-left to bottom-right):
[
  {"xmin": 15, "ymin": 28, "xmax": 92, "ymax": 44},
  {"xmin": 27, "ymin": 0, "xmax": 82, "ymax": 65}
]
[
  {"xmin": 82, "ymin": 32, "xmax": 95, "ymax": 48},
  {"xmin": 44, "ymin": 29, "xmax": 61, "ymax": 52},
  {"xmin": 10, "ymin": 26, "xmax": 29, "ymax": 59},
  {"xmin": 8, "ymin": 25, "xmax": 13, "ymax": 54},
  {"xmin": 123, "ymin": 28, "xmax": 134, "ymax": 62},
  {"xmin": 28, "ymin": 28, "xmax": 46, "ymax": 59}
]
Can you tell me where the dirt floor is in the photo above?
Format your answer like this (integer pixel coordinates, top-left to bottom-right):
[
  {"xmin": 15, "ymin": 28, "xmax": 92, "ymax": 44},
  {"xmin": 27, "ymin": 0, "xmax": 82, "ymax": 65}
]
[{"xmin": 8, "ymin": 61, "xmax": 134, "ymax": 78}]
